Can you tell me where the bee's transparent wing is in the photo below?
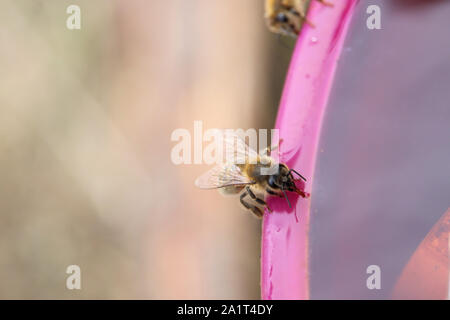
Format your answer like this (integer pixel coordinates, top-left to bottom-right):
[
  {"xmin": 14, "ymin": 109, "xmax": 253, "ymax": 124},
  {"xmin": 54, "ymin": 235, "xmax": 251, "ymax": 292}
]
[
  {"xmin": 212, "ymin": 129, "xmax": 260, "ymax": 164},
  {"xmin": 195, "ymin": 163, "xmax": 254, "ymax": 189}
]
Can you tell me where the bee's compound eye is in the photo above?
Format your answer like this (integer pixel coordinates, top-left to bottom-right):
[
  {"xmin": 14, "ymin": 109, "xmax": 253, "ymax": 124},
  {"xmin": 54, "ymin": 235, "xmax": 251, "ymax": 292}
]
[
  {"xmin": 276, "ymin": 12, "xmax": 289, "ymax": 23},
  {"xmin": 268, "ymin": 175, "xmax": 278, "ymax": 188}
]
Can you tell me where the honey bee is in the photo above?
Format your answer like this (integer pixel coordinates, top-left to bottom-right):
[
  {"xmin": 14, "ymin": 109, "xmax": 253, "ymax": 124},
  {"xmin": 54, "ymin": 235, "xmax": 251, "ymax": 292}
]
[
  {"xmin": 265, "ymin": 0, "xmax": 333, "ymax": 37},
  {"xmin": 195, "ymin": 131, "xmax": 309, "ymax": 218}
]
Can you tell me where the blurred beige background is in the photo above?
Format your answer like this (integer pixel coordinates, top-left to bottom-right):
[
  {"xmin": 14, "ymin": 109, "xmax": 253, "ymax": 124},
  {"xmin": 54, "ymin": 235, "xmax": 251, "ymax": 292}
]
[{"xmin": 0, "ymin": 0, "xmax": 293, "ymax": 298}]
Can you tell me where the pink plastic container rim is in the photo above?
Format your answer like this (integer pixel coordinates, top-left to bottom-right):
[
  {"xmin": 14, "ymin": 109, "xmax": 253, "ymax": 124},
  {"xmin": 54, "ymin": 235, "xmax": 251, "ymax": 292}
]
[{"xmin": 261, "ymin": 0, "xmax": 358, "ymax": 300}]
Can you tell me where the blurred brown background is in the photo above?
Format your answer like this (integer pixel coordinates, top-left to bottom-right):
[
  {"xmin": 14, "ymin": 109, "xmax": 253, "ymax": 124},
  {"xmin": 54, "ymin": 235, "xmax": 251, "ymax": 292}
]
[{"xmin": 0, "ymin": 0, "xmax": 293, "ymax": 298}]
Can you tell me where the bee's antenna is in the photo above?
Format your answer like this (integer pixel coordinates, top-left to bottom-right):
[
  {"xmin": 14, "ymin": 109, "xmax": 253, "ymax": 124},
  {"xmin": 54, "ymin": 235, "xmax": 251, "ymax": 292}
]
[
  {"xmin": 289, "ymin": 169, "xmax": 306, "ymax": 182},
  {"xmin": 281, "ymin": 188, "xmax": 292, "ymax": 208}
]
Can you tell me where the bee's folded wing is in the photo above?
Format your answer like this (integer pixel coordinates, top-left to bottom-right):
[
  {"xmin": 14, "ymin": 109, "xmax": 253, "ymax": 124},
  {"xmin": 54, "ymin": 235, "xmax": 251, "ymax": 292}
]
[
  {"xmin": 195, "ymin": 163, "xmax": 254, "ymax": 189},
  {"xmin": 205, "ymin": 129, "xmax": 260, "ymax": 164}
]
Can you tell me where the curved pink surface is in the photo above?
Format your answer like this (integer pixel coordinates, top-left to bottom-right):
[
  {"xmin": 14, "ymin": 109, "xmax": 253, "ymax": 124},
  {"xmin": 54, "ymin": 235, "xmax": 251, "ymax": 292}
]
[
  {"xmin": 261, "ymin": 1, "xmax": 358, "ymax": 300},
  {"xmin": 391, "ymin": 208, "xmax": 450, "ymax": 300}
]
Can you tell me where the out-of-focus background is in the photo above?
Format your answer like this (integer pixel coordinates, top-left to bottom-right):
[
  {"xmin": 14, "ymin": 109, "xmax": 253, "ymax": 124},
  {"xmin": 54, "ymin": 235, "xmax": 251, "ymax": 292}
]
[{"xmin": 0, "ymin": 0, "xmax": 294, "ymax": 299}]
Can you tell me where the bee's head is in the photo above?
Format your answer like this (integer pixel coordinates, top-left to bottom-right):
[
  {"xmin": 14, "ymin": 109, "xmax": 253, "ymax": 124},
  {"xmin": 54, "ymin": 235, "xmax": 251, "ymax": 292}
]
[
  {"xmin": 268, "ymin": 164, "xmax": 307, "ymax": 207},
  {"xmin": 266, "ymin": 8, "xmax": 301, "ymax": 37}
]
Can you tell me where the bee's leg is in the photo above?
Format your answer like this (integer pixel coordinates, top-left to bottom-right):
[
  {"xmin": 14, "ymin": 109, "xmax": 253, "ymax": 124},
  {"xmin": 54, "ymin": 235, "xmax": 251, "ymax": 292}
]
[
  {"xmin": 262, "ymin": 144, "xmax": 273, "ymax": 157},
  {"xmin": 240, "ymin": 192, "xmax": 263, "ymax": 218},
  {"xmin": 250, "ymin": 206, "xmax": 264, "ymax": 218},
  {"xmin": 266, "ymin": 188, "xmax": 283, "ymax": 198},
  {"xmin": 263, "ymin": 138, "xmax": 284, "ymax": 156},
  {"xmin": 290, "ymin": 7, "xmax": 315, "ymax": 28},
  {"xmin": 246, "ymin": 186, "xmax": 273, "ymax": 213},
  {"xmin": 317, "ymin": 0, "xmax": 333, "ymax": 7},
  {"xmin": 273, "ymin": 138, "xmax": 283, "ymax": 150}
]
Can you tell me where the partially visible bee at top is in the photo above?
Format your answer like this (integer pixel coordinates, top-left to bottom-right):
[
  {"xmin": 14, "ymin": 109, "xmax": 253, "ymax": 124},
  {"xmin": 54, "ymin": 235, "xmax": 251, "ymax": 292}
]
[
  {"xmin": 265, "ymin": 0, "xmax": 333, "ymax": 37},
  {"xmin": 195, "ymin": 131, "xmax": 309, "ymax": 218}
]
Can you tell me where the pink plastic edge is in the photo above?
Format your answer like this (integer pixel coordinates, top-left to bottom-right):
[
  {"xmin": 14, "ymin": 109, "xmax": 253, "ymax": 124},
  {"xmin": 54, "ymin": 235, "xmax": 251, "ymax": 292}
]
[{"xmin": 261, "ymin": 1, "xmax": 358, "ymax": 300}]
